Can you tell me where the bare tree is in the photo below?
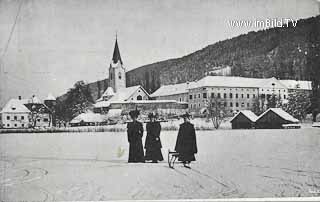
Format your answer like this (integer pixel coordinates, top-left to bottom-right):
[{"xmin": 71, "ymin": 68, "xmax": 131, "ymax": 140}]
[{"xmin": 205, "ymin": 97, "xmax": 227, "ymax": 129}]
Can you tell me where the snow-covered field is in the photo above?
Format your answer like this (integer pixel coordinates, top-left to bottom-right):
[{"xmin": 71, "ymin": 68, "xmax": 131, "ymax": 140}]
[{"xmin": 1, "ymin": 128, "xmax": 320, "ymax": 201}]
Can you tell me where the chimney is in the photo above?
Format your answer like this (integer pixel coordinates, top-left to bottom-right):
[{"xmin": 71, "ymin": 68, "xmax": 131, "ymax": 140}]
[{"xmin": 18, "ymin": 96, "xmax": 21, "ymax": 100}]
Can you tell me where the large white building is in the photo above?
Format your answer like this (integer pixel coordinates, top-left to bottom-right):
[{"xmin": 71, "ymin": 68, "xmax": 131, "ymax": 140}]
[
  {"xmin": 0, "ymin": 95, "xmax": 55, "ymax": 128},
  {"xmin": 150, "ymin": 76, "xmax": 312, "ymax": 115}
]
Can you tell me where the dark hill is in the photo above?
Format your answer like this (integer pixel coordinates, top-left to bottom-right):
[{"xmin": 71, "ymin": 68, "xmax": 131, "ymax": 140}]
[{"xmin": 126, "ymin": 15, "xmax": 320, "ymax": 93}]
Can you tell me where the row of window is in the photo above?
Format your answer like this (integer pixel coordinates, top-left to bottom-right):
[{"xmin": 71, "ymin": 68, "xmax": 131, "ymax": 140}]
[
  {"xmin": 5, "ymin": 116, "xmax": 49, "ymax": 122},
  {"xmin": 260, "ymin": 94, "xmax": 286, "ymax": 99},
  {"xmin": 3, "ymin": 123, "xmax": 26, "ymax": 128},
  {"xmin": 189, "ymin": 93, "xmax": 256, "ymax": 100},
  {"xmin": 198, "ymin": 87, "xmax": 256, "ymax": 92},
  {"xmin": 6, "ymin": 115, "xmax": 25, "ymax": 121},
  {"xmin": 261, "ymin": 89, "xmax": 286, "ymax": 92},
  {"xmin": 190, "ymin": 102, "xmax": 251, "ymax": 109}
]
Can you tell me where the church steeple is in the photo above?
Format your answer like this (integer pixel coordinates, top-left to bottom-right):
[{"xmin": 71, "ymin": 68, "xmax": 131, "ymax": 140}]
[
  {"xmin": 109, "ymin": 35, "xmax": 126, "ymax": 93},
  {"xmin": 112, "ymin": 36, "xmax": 123, "ymax": 65}
]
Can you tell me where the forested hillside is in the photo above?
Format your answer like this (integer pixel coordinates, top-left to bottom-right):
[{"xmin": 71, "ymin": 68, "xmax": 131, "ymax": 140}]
[{"xmin": 126, "ymin": 15, "xmax": 320, "ymax": 94}]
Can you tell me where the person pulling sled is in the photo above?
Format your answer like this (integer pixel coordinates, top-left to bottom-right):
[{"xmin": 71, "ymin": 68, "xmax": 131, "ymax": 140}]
[{"xmin": 168, "ymin": 112, "xmax": 197, "ymax": 168}]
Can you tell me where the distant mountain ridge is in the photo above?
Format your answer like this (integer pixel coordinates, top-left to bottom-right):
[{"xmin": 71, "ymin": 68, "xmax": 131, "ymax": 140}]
[{"xmin": 126, "ymin": 15, "xmax": 320, "ymax": 94}]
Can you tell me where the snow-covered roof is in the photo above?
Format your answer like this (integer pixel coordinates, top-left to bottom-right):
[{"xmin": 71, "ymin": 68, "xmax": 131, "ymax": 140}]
[
  {"xmin": 230, "ymin": 110, "xmax": 258, "ymax": 122},
  {"xmin": 70, "ymin": 112, "xmax": 107, "ymax": 124},
  {"xmin": 102, "ymin": 87, "xmax": 115, "ymax": 97},
  {"xmin": 45, "ymin": 93, "xmax": 56, "ymax": 101},
  {"xmin": 279, "ymin": 80, "xmax": 312, "ymax": 90},
  {"xmin": 189, "ymin": 76, "xmax": 287, "ymax": 89},
  {"xmin": 109, "ymin": 85, "xmax": 149, "ymax": 102},
  {"xmin": 0, "ymin": 99, "xmax": 30, "ymax": 113},
  {"xmin": 257, "ymin": 108, "xmax": 299, "ymax": 123},
  {"xmin": 150, "ymin": 82, "xmax": 195, "ymax": 97},
  {"xmin": 94, "ymin": 101, "xmax": 111, "ymax": 108}
]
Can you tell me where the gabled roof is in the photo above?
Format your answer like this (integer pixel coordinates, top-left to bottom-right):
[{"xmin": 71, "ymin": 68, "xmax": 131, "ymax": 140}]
[
  {"xmin": 230, "ymin": 110, "xmax": 258, "ymax": 122},
  {"xmin": 109, "ymin": 85, "xmax": 149, "ymax": 102},
  {"xmin": 150, "ymin": 82, "xmax": 195, "ymax": 97},
  {"xmin": 256, "ymin": 108, "xmax": 299, "ymax": 123},
  {"xmin": 103, "ymin": 87, "xmax": 115, "ymax": 97},
  {"xmin": 112, "ymin": 38, "xmax": 123, "ymax": 65},
  {"xmin": 279, "ymin": 80, "xmax": 312, "ymax": 90},
  {"xmin": 189, "ymin": 76, "xmax": 287, "ymax": 89},
  {"xmin": 0, "ymin": 99, "xmax": 30, "ymax": 113}
]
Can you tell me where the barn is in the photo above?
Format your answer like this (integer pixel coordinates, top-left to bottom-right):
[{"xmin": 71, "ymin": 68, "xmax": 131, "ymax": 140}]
[
  {"xmin": 255, "ymin": 108, "xmax": 299, "ymax": 129},
  {"xmin": 230, "ymin": 110, "xmax": 258, "ymax": 129}
]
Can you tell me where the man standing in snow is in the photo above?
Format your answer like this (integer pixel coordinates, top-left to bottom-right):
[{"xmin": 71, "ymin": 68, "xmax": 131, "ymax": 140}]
[
  {"xmin": 174, "ymin": 112, "xmax": 198, "ymax": 168},
  {"xmin": 127, "ymin": 110, "xmax": 145, "ymax": 163}
]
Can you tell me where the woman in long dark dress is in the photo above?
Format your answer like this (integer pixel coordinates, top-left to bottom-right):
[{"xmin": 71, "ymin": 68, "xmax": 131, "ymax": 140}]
[
  {"xmin": 175, "ymin": 112, "xmax": 197, "ymax": 168},
  {"xmin": 127, "ymin": 110, "xmax": 145, "ymax": 163},
  {"xmin": 145, "ymin": 113, "xmax": 163, "ymax": 163}
]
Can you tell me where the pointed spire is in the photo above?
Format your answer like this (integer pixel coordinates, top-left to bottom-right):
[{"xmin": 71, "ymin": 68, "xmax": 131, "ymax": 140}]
[{"xmin": 112, "ymin": 34, "xmax": 123, "ymax": 65}]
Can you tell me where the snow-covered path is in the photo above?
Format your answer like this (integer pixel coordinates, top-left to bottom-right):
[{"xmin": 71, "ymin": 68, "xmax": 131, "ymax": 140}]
[{"xmin": 1, "ymin": 128, "xmax": 320, "ymax": 201}]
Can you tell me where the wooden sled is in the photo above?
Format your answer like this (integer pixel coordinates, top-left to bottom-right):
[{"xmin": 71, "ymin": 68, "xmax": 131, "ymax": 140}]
[{"xmin": 168, "ymin": 149, "xmax": 180, "ymax": 169}]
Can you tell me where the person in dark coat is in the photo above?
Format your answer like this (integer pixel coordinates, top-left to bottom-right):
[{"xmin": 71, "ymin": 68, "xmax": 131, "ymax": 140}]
[
  {"xmin": 127, "ymin": 110, "xmax": 145, "ymax": 163},
  {"xmin": 175, "ymin": 112, "xmax": 197, "ymax": 168},
  {"xmin": 145, "ymin": 112, "xmax": 164, "ymax": 163}
]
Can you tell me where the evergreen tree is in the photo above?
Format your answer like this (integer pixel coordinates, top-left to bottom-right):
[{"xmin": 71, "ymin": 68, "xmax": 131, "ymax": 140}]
[
  {"xmin": 281, "ymin": 91, "xmax": 311, "ymax": 121},
  {"xmin": 56, "ymin": 80, "xmax": 94, "ymax": 121}
]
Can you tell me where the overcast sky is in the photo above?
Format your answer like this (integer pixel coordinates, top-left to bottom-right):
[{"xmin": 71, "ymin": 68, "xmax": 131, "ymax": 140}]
[{"xmin": 0, "ymin": 0, "xmax": 319, "ymax": 107}]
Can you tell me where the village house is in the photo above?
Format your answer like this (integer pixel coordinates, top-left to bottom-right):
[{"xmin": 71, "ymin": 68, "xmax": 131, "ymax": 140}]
[{"xmin": 0, "ymin": 95, "xmax": 55, "ymax": 129}]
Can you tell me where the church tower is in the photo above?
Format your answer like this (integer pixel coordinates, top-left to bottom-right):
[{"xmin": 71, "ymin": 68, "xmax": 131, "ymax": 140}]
[{"xmin": 109, "ymin": 37, "xmax": 126, "ymax": 93}]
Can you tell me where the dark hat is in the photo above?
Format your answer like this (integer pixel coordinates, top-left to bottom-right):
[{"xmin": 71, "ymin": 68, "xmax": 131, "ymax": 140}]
[
  {"xmin": 180, "ymin": 112, "xmax": 191, "ymax": 118},
  {"xmin": 129, "ymin": 110, "xmax": 140, "ymax": 118},
  {"xmin": 148, "ymin": 112, "xmax": 158, "ymax": 119}
]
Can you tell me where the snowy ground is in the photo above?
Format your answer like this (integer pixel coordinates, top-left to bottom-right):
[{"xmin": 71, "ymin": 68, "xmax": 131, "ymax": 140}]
[{"xmin": 1, "ymin": 128, "xmax": 320, "ymax": 201}]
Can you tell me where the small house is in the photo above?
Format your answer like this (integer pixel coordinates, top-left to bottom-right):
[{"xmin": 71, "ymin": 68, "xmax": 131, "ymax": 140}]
[
  {"xmin": 255, "ymin": 108, "xmax": 299, "ymax": 129},
  {"xmin": 70, "ymin": 112, "xmax": 107, "ymax": 127},
  {"xmin": 230, "ymin": 110, "xmax": 258, "ymax": 129}
]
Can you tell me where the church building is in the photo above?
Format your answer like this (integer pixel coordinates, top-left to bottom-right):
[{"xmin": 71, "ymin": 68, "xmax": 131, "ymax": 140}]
[{"xmin": 94, "ymin": 37, "xmax": 150, "ymax": 113}]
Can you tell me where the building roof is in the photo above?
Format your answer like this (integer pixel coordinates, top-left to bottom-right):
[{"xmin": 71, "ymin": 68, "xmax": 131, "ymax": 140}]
[
  {"xmin": 0, "ymin": 99, "xmax": 30, "ymax": 113},
  {"xmin": 279, "ymin": 80, "xmax": 312, "ymax": 90},
  {"xmin": 112, "ymin": 38, "xmax": 123, "ymax": 65},
  {"xmin": 189, "ymin": 76, "xmax": 287, "ymax": 89},
  {"xmin": 257, "ymin": 108, "xmax": 299, "ymax": 123},
  {"xmin": 150, "ymin": 82, "xmax": 195, "ymax": 97},
  {"xmin": 108, "ymin": 85, "xmax": 148, "ymax": 102},
  {"xmin": 96, "ymin": 87, "xmax": 116, "ymax": 102},
  {"xmin": 94, "ymin": 100, "xmax": 111, "ymax": 108},
  {"xmin": 103, "ymin": 87, "xmax": 115, "ymax": 97},
  {"xmin": 94, "ymin": 85, "xmax": 149, "ymax": 108},
  {"xmin": 230, "ymin": 110, "xmax": 258, "ymax": 122},
  {"xmin": 45, "ymin": 93, "xmax": 56, "ymax": 101},
  {"xmin": 70, "ymin": 112, "xmax": 107, "ymax": 124}
]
